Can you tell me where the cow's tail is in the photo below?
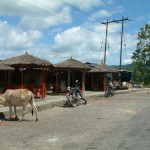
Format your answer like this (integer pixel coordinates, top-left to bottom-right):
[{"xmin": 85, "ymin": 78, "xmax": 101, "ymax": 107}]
[
  {"xmin": 30, "ymin": 92, "xmax": 34, "ymax": 116},
  {"xmin": 29, "ymin": 91, "xmax": 38, "ymax": 121},
  {"xmin": 32, "ymin": 108, "xmax": 34, "ymax": 116}
]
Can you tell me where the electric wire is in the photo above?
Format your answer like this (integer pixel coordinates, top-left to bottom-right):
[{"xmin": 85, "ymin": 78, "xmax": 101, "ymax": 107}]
[
  {"xmin": 59, "ymin": 0, "xmax": 101, "ymax": 23},
  {"xmin": 14, "ymin": 0, "xmax": 132, "ymax": 66},
  {"xmin": 17, "ymin": 0, "xmax": 103, "ymax": 35},
  {"xmin": 96, "ymin": 41, "xmax": 104, "ymax": 64},
  {"xmin": 18, "ymin": 0, "xmax": 57, "ymax": 16},
  {"xmin": 101, "ymin": 0, "xmax": 123, "ymax": 17}
]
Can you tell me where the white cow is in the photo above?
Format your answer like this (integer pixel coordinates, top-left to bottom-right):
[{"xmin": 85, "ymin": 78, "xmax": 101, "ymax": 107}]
[
  {"xmin": 122, "ymin": 82, "xmax": 129, "ymax": 88},
  {"xmin": 0, "ymin": 89, "xmax": 38, "ymax": 121}
]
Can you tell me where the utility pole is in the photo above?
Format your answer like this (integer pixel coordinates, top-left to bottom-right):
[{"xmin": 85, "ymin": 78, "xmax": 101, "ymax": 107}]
[
  {"xmin": 119, "ymin": 16, "xmax": 130, "ymax": 70},
  {"xmin": 117, "ymin": 17, "xmax": 130, "ymax": 86},
  {"xmin": 102, "ymin": 19, "xmax": 118, "ymax": 64},
  {"xmin": 102, "ymin": 19, "xmax": 108, "ymax": 64},
  {"xmin": 102, "ymin": 17, "xmax": 130, "ymax": 87},
  {"xmin": 102, "ymin": 17, "xmax": 130, "ymax": 65}
]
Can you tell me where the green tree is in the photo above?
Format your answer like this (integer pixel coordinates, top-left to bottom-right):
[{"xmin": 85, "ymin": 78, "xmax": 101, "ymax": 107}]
[{"xmin": 132, "ymin": 24, "xmax": 150, "ymax": 84}]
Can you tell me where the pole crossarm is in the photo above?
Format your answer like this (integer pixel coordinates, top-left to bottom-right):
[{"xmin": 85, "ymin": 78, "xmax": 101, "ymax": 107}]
[
  {"xmin": 101, "ymin": 20, "xmax": 118, "ymax": 24},
  {"xmin": 101, "ymin": 17, "xmax": 131, "ymax": 65}
]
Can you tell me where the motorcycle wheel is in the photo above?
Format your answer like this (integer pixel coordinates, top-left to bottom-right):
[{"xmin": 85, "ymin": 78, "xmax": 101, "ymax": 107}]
[
  {"xmin": 111, "ymin": 89, "xmax": 115, "ymax": 96},
  {"xmin": 81, "ymin": 98, "xmax": 87, "ymax": 105},
  {"xmin": 69, "ymin": 96, "xmax": 77, "ymax": 107},
  {"xmin": 104, "ymin": 90, "xmax": 109, "ymax": 98}
]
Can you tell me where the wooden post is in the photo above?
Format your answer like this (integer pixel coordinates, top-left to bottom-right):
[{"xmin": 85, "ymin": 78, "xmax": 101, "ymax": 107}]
[
  {"xmin": 82, "ymin": 70, "xmax": 85, "ymax": 93},
  {"xmin": 91, "ymin": 73, "xmax": 94, "ymax": 90},
  {"xmin": 103, "ymin": 73, "xmax": 107, "ymax": 91},
  {"xmin": 42, "ymin": 67, "xmax": 45, "ymax": 99},
  {"xmin": 44, "ymin": 68, "xmax": 46, "ymax": 98},
  {"xmin": 56, "ymin": 70, "xmax": 59, "ymax": 87},
  {"xmin": 68, "ymin": 69, "xmax": 70, "ymax": 88},
  {"xmin": 21, "ymin": 66, "xmax": 24, "ymax": 89}
]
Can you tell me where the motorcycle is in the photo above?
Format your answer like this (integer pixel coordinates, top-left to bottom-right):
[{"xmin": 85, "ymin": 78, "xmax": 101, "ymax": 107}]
[
  {"xmin": 66, "ymin": 80, "xmax": 87, "ymax": 107},
  {"xmin": 104, "ymin": 81, "xmax": 120, "ymax": 98}
]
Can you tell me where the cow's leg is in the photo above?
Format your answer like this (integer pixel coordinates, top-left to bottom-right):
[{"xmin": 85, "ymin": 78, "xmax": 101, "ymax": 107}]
[
  {"xmin": 14, "ymin": 106, "xmax": 18, "ymax": 119},
  {"xmin": 33, "ymin": 104, "xmax": 38, "ymax": 121},
  {"xmin": 9, "ymin": 106, "xmax": 12, "ymax": 119},
  {"xmin": 19, "ymin": 106, "xmax": 26, "ymax": 121}
]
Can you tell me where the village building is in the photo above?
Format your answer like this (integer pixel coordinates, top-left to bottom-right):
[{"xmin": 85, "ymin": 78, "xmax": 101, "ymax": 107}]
[
  {"xmin": 0, "ymin": 52, "xmax": 54, "ymax": 99},
  {"xmin": 0, "ymin": 63, "xmax": 14, "ymax": 94},
  {"xmin": 0, "ymin": 53, "xmax": 132, "ymax": 99},
  {"xmin": 49, "ymin": 57, "xmax": 90, "ymax": 93},
  {"xmin": 86, "ymin": 63, "xmax": 118, "ymax": 91}
]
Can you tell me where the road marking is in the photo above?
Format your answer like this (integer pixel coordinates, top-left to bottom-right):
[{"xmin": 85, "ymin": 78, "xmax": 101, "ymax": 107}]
[
  {"xmin": 119, "ymin": 108, "xmax": 136, "ymax": 114},
  {"xmin": 47, "ymin": 137, "xmax": 59, "ymax": 143},
  {"xmin": 97, "ymin": 100, "xmax": 109, "ymax": 103},
  {"xmin": 124, "ymin": 109, "xmax": 135, "ymax": 114}
]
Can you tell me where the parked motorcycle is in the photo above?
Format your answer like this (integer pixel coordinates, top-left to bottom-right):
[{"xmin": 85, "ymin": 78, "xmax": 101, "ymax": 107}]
[
  {"xmin": 66, "ymin": 80, "xmax": 87, "ymax": 107},
  {"xmin": 105, "ymin": 81, "xmax": 120, "ymax": 98}
]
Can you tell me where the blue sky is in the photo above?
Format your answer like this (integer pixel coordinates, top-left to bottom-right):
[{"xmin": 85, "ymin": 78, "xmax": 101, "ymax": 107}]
[{"xmin": 0, "ymin": 0, "xmax": 149, "ymax": 65}]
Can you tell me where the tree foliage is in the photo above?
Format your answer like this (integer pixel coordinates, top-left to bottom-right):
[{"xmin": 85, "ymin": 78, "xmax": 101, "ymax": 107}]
[{"xmin": 132, "ymin": 24, "xmax": 150, "ymax": 84}]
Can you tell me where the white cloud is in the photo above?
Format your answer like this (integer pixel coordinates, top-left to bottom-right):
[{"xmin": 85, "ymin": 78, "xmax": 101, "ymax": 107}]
[
  {"xmin": 123, "ymin": 59, "xmax": 132, "ymax": 64},
  {"xmin": 0, "ymin": 0, "xmax": 62, "ymax": 17},
  {"xmin": 40, "ymin": 20, "xmax": 137, "ymax": 64},
  {"xmin": 50, "ymin": 24, "xmax": 105, "ymax": 63},
  {"xmin": 19, "ymin": 7, "xmax": 72, "ymax": 29},
  {"xmin": 91, "ymin": 10, "xmax": 112, "ymax": 19},
  {"xmin": 0, "ymin": 17, "xmax": 137, "ymax": 65},
  {"xmin": 0, "ymin": 0, "xmax": 72, "ymax": 30},
  {"xmin": 0, "ymin": 0, "xmax": 139, "ymax": 65},
  {"xmin": 0, "ymin": 21, "xmax": 42, "ymax": 59},
  {"xmin": 62, "ymin": 0, "xmax": 103, "ymax": 10},
  {"xmin": 54, "ymin": 26, "xmax": 84, "ymax": 47},
  {"xmin": 0, "ymin": 0, "xmax": 103, "ymax": 30}
]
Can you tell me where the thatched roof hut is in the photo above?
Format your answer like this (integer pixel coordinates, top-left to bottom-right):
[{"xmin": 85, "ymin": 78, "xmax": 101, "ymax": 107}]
[
  {"xmin": 87, "ymin": 63, "xmax": 118, "ymax": 91},
  {"xmin": 0, "ymin": 52, "xmax": 54, "ymax": 98},
  {"xmin": 55, "ymin": 58, "xmax": 90, "ymax": 70},
  {"xmin": 54, "ymin": 58, "xmax": 90, "ymax": 91},
  {"xmin": 1, "ymin": 52, "xmax": 54, "ymax": 68},
  {"xmin": 0, "ymin": 63, "xmax": 14, "ymax": 70},
  {"xmin": 89, "ymin": 63, "xmax": 118, "ymax": 73}
]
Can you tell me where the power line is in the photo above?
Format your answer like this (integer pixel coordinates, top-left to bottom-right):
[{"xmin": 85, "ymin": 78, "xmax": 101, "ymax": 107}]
[
  {"xmin": 101, "ymin": 0, "xmax": 123, "ymax": 17},
  {"xmin": 101, "ymin": 17, "xmax": 131, "ymax": 65},
  {"xmin": 82, "ymin": 0, "xmax": 93, "ymax": 9},
  {"xmin": 82, "ymin": 0, "xmax": 101, "ymax": 14},
  {"xmin": 96, "ymin": 41, "xmax": 104, "ymax": 64},
  {"xmin": 59, "ymin": 0, "xmax": 101, "ymax": 23},
  {"xmin": 18, "ymin": 0, "xmax": 56, "ymax": 16},
  {"xmin": 17, "ymin": 0, "xmax": 102, "ymax": 35},
  {"xmin": 18, "ymin": 0, "xmax": 123, "ymax": 40}
]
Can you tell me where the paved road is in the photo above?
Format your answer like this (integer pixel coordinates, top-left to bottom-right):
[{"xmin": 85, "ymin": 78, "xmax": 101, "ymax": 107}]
[{"xmin": 0, "ymin": 91, "xmax": 150, "ymax": 150}]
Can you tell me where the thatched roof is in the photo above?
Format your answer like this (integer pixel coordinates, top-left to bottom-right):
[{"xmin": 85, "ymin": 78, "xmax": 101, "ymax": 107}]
[
  {"xmin": 55, "ymin": 58, "xmax": 90, "ymax": 70},
  {"xmin": 0, "ymin": 63, "xmax": 14, "ymax": 71},
  {"xmin": 89, "ymin": 63, "xmax": 118, "ymax": 73},
  {"xmin": 1, "ymin": 52, "xmax": 54, "ymax": 68}
]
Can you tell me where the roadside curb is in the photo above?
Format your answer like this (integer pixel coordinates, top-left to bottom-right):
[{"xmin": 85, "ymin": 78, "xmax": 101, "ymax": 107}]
[
  {"xmin": 1, "ymin": 88, "xmax": 149, "ymax": 118},
  {"xmin": 1, "ymin": 99, "xmax": 66, "ymax": 118}
]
